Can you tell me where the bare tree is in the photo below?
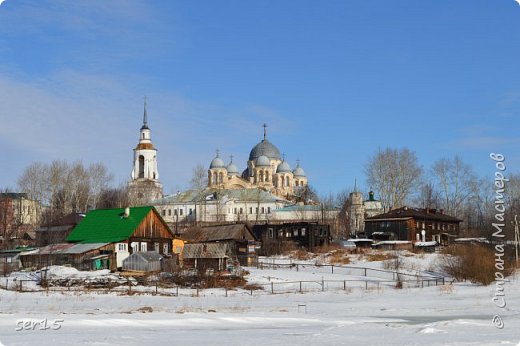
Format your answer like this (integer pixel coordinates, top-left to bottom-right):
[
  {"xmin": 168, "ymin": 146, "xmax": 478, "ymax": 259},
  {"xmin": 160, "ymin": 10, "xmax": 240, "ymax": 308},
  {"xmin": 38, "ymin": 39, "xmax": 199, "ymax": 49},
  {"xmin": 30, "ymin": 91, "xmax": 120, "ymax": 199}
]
[
  {"xmin": 190, "ymin": 164, "xmax": 208, "ymax": 191},
  {"xmin": 431, "ymin": 156, "xmax": 478, "ymax": 218},
  {"xmin": 365, "ymin": 147, "xmax": 422, "ymax": 211}
]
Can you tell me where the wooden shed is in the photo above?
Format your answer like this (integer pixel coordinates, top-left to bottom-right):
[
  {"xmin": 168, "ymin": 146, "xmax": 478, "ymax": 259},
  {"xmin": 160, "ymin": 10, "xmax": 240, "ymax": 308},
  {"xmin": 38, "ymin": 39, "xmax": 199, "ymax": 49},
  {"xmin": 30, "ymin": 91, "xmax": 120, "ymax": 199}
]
[{"xmin": 182, "ymin": 243, "xmax": 229, "ymax": 271}]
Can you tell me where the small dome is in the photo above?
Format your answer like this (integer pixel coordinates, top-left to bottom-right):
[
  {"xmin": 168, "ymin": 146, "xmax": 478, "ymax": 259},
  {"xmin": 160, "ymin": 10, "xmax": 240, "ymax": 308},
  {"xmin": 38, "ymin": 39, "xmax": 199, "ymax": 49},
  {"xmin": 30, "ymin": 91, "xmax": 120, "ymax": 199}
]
[
  {"xmin": 209, "ymin": 155, "xmax": 226, "ymax": 169},
  {"xmin": 227, "ymin": 162, "xmax": 239, "ymax": 175},
  {"xmin": 276, "ymin": 161, "xmax": 292, "ymax": 173},
  {"xmin": 249, "ymin": 139, "xmax": 281, "ymax": 161},
  {"xmin": 256, "ymin": 155, "xmax": 270, "ymax": 167},
  {"xmin": 293, "ymin": 164, "xmax": 306, "ymax": 177}
]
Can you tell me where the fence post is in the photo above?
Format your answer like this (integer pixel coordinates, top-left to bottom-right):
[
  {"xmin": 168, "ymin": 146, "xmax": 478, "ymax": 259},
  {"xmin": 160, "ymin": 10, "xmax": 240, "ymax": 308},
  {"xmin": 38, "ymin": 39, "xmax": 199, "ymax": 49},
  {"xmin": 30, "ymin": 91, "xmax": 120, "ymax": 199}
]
[
  {"xmin": 19, "ymin": 280, "xmax": 22, "ymax": 292},
  {"xmin": 299, "ymin": 281, "xmax": 302, "ymax": 293},
  {"xmin": 442, "ymin": 277, "xmax": 445, "ymax": 285},
  {"xmin": 225, "ymin": 287, "xmax": 228, "ymax": 297},
  {"xmin": 343, "ymin": 280, "xmax": 346, "ymax": 291},
  {"xmin": 331, "ymin": 265, "xmax": 334, "ymax": 274},
  {"xmin": 365, "ymin": 280, "xmax": 368, "ymax": 291},
  {"xmin": 296, "ymin": 264, "xmax": 299, "ymax": 272},
  {"xmin": 322, "ymin": 278, "xmax": 324, "ymax": 292},
  {"xmin": 155, "ymin": 282, "xmax": 158, "ymax": 295},
  {"xmin": 271, "ymin": 282, "xmax": 274, "ymax": 294},
  {"xmin": 197, "ymin": 287, "xmax": 199, "ymax": 297},
  {"xmin": 176, "ymin": 286, "xmax": 179, "ymax": 297},
  {"xmin": 364, "ymin": 268, "xmax": 367, "ymax": 277}
]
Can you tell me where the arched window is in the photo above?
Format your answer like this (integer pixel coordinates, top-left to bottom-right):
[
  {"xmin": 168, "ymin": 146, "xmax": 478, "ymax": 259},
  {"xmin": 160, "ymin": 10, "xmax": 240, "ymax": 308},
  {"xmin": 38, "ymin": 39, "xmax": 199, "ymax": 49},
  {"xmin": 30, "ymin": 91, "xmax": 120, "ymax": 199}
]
[
  {"xmin": 138, "ymin": 155, "xmax": 145, "ymax": 178},
  {"xmin": 219, "ymin": 172, "xmax": 224, "ymax": 183},
  {"xmin": 265, "ymin": 171, "xmax": 269, "ymax": 182},
  {"xmin": 259, "ymin": 171, "xmax": 264, "ymax": 182},
  {"xmin": 213, "ymin": 172, "xmax": 217, "ymax": 184},
  {"xmin": 285, "ymin": 176, "xmax": 290, "ymax": 187},
  {"xmin": 295, "ymin": 181, "xmax": 299, "ymax": 187}
]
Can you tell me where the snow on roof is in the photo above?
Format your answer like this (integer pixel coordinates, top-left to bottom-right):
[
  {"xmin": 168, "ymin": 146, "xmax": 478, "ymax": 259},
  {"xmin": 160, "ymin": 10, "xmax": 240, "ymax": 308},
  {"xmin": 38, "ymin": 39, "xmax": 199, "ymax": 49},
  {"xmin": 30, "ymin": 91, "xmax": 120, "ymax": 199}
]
[{"xmin": 414, "ymin": 241, "xmax": 438, "ymax": 247}]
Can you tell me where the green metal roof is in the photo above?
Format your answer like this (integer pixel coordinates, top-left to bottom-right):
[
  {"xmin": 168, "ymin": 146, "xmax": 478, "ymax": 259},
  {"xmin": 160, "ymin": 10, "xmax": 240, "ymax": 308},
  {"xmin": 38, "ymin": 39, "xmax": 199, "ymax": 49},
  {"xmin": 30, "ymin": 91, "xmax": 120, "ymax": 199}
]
[{"xmin": 66, "ymin": 206, "xmax": 153, "ymax": 243}]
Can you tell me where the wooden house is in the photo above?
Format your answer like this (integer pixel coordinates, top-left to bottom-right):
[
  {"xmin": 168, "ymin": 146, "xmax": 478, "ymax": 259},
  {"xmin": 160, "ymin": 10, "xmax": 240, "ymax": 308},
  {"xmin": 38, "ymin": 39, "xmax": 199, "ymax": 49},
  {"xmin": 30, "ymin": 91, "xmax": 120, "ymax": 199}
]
[
  {"xmin": 181, "ymin": 223, "xmax": 259, "ymax": 266},
  {"xmin": 253, "ymin": 222, "xmax": 331, "ymax": 253},
  {"xmin": 365, "ymin": 207, "xmax": 462, "ymax": 244},
  {"xmin": 66, "ymin": 206, "xmax": 174, "ymax": 268}
]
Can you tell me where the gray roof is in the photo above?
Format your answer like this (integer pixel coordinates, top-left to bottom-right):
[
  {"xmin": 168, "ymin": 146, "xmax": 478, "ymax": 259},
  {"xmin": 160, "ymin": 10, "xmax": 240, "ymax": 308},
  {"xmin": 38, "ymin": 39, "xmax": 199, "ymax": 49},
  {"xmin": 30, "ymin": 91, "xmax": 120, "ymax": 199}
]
[
  {"xmin": 154, "ymin": 188, "xmax": 287, "ymax": 204},
  {"xmin": 276, "ymin": 161, "xmax": 292, "ymax": 173},
  {"xmin": 255, "ymin": 155, "xmax": 270, "ymax": 167},
  {"xmin": 227, "ymin": 162, "xmax": 239, "ymax": 174},
  {"xmin": 249, "ymin": 139, "xmax": 281, "ymax": 161},
  {"xmin": 21, "ymin": 243, "xmax": 109, "ymax": 256},
  {"xmin": 182, "ymin": 224, "xmax": 257, "ymax": 242},
  {"xmin": 292, "ymin": 164, "xmax": 306, "ymax": 177},
  {"xmin": 210, "ymin": 156, "xmax": 226, "ymax": 169},
  {"xmin": 183, "ymin": 243, "xmax": 229, "ymax": 259}
]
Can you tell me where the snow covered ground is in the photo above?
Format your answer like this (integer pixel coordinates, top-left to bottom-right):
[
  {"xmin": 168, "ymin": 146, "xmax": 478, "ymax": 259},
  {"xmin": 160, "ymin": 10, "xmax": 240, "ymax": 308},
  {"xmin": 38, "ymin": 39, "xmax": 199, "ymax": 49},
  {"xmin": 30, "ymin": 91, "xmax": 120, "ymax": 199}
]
[{"xmin": 0, "ymin": 253, "xmax": 519, "ymax": 346}]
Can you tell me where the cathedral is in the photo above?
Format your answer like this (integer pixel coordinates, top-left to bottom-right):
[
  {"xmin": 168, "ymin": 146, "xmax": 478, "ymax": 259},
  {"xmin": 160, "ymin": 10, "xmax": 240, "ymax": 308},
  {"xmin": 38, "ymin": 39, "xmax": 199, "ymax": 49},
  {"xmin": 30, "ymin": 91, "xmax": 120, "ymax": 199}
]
[{"xmin": 207, "ymin": 124, "xmax": 308, "ymax": 200}]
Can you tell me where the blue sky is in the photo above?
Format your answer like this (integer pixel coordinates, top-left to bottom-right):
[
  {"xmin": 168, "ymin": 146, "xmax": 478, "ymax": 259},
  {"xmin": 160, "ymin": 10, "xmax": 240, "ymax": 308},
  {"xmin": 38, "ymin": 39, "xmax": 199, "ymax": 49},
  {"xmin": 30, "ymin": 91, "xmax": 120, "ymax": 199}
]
[{"xmin": 0, "ymin": 0, "xmax": 519, "ymax": 197}]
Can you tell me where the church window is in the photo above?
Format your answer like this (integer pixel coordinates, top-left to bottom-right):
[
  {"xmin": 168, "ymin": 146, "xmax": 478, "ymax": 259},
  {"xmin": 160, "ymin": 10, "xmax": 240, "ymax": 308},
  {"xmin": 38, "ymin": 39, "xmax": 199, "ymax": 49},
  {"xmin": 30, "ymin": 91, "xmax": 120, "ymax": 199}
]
[
  {"xmin": 295, "ymin": 181, "xmax": 299, "ymax": 187},
  {"xmin": 162, "ymin": 209, "xmax": 166, "ymax": 216},
  {"xmin": 265, "ymin": 171, "xmax": 269, "ymax": 182},
  {"xmin": 213, "ymin": 172, "xmax": 217, "ymax": 184},
  {"xmin": 138, "ymin": 155, "xmax": 145, "ymax": 178},
  {"xmin": 174, "ymin": 209, "xmax": 178, "ymax": 216},
  {"xmin": 234, "ymin": 208, "xmax": 237, "ymax": 214},
  {"xmin": 219, "ymin": 172, "xmax": 224, "ymax": 183},
  {"xmin": 285, "ymin": 176, "xmax": 289, "ymax": 187},
  {"xmin": 240, "ymin": 208, "xmax": 243, "ymax": 214},
  {"xmin": 259, "ymin": 171, "xmax": 264, "ymax": 182},
  {"xmin": 261, "ymin": 207, "xmax": 265, "ymax": 214},
  {"xmin": 267, "ymin": 207, "xmax": 271, "ymax": 213},
  {"xmin": 180, "ymin": 209, "xmax": 183, "ymax": 216},
  {"xmin": 249, "ymin": 207, "xmax": 253, "ymax": 214}
]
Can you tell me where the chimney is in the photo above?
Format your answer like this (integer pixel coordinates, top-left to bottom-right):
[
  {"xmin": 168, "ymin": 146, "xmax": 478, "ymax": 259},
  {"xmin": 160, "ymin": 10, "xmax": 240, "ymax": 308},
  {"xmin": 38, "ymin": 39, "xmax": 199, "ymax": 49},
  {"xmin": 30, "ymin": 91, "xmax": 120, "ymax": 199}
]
[{"xmin": 123, "ymin": 207, "xmax": 130, "ymax": 218}]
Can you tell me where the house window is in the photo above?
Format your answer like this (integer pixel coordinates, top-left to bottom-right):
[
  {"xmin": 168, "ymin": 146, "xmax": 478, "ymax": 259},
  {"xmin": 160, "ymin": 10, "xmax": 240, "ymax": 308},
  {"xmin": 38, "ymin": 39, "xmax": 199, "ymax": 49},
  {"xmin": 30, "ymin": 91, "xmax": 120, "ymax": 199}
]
[
  {"xmin": 267, "ymin": 207, "xmax": 271, "ymax": 213},
  {"xmin": 131, "ymin": 242, "xmax": 139, "ymax": 252},
  {"xmin": 301, "ymin": 228, "xmax": 306, "ymax": 236},
  {"xmin": 249, "ymin": 207, "xmax": 253, "ymax": 214},
  {"xmin": 163, "ymin": 243, "xmax": 168, "ymax": 254},
  {"xmin": 168, "ymin": 209, "xmax": 172, "ymax": 216},
  {"xmin": 118, "ymin": 243, "xmax": 127, "ymax": 251},
  {"xmin": 162, "ymin": 209, "xmax": 166, "ymax": 216},
  {"xmin": 261, "ymin": 207, "xmax": 265, "ymax": 214},
  {"xmin": 180, "ymin": 209, "xmax": 183, "ymax": 216},
  {"xmin": 140, "ymin": 242, "xmax": 147, "ymax": 252},
  {"xmin": 278, "ymin": 230, "xmax": 283, "ymax": 238},
  {"xmin": 154, "ymin": 243, "xmax": 160, "ymax": 253},
  {"xmin": 293, "ymin": 229, "xmax": 298, "ymax": 237},
  {"xmin": 234, "ymin": 208, "xmax": 237, "ymax": 214},
  {"xmin": 268, "ymin": 228, "xmax": 274, "ymax": 238},
  {"xmin": 286, "ymin": 231, "xmax": 292, "ymax": 238},
  {"xmin": 174, "ymin": 209, "xmax": 178, "ymax": 216}
]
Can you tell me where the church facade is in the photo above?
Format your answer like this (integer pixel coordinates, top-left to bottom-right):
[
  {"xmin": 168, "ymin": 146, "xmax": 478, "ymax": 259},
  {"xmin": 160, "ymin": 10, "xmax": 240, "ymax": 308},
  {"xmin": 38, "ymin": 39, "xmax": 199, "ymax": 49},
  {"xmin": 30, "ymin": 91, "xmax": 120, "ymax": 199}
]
[{"xmin": 207, "ymin": 125, "xmax": 308, "ymax": 200}]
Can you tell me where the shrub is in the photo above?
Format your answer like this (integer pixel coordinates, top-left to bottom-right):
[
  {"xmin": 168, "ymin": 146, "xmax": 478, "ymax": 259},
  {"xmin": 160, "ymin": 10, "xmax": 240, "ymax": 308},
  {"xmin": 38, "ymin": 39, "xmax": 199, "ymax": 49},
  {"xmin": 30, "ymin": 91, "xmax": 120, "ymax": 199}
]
[{"xmin": 438, "ymin": 244, "xmax": 513, "ymax": 285}]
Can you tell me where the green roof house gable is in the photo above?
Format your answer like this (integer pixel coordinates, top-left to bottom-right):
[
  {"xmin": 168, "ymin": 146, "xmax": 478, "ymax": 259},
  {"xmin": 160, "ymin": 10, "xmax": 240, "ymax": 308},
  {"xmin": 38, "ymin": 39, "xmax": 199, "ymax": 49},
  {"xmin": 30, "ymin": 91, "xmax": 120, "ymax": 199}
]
[{"xmin": 67, "ymin": 206, "xmax": 162, "ymax": 243}]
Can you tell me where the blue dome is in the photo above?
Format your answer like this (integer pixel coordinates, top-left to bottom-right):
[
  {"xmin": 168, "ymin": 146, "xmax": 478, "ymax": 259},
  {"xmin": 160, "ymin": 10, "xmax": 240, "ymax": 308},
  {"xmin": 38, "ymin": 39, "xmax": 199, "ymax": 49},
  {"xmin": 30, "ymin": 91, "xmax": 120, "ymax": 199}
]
[
  {"xmin": 210, "ymin": 156, "xmax": 225, "ymax": 169},
  {"xmin": 256, "ymin": 155, "xmax": 270, "ymax": 167},
  {"xmin": 249, "ymin": 139, "xmax": 281, "ymax": 161},
  {"xmin": 293, "ymin": 164, "xmax": 306, "ymax": 177},
  {"xmin": 276, "ymin": 161, "xmax": 292, "ymax": 173}
]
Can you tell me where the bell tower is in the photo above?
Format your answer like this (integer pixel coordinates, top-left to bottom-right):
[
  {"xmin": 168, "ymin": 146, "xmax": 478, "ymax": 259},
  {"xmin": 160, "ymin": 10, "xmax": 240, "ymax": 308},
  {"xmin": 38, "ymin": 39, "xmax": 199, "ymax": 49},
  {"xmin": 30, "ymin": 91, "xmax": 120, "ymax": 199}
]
[{"xmin": 128, "ymin": 97, "xmax": 163, "ymax": 205}]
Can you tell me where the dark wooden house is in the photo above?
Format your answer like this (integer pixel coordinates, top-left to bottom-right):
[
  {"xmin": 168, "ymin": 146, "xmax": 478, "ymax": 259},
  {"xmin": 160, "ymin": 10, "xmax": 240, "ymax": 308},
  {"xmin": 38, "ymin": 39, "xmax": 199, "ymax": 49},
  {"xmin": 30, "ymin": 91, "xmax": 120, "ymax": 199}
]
[
  {"xmin": 35, "ymin": 213, "xmax": 85, "ymax": 247},
  {"xmin": 67, "ymin": 206, "xmax": 175, "ymax": 269},
  {"xmin": 365, "ymin": 207, "xmax": 462, "ymax": 244},
  {"xmin": 253, "ymin": 222, "xmax": 331, "ymax": 253},
  {"xmin": 181, "ymin": 223, "xmax": 259, "ymax": 266}
]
